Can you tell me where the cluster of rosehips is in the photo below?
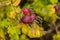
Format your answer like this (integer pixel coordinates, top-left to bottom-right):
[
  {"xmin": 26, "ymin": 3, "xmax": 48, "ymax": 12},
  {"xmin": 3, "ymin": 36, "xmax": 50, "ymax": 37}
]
[
  {"xmin": 21, "ymin": 4, "xmax": 60, "ymax": 24},
  {"xmin": 21, "ymin": 8, "xmax": 36, "ymax": 24}
]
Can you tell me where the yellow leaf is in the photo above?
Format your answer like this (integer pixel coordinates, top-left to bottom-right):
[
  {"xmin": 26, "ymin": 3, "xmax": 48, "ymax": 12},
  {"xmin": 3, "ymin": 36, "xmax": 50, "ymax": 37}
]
[
  {"xmin": 15, "ymin": 7, "xmax": 21, "ymax": 13},
  {"xmin": 27, "ymin": 22, "xmax": 44, "ymax": 38},
  {"xmin": 47, "ymin": 4, "xmax": 55, "ymax": 17},
  {"xmin": 52, "ymin": 15, "xmax": 57, "ymax": 23},
  {"xmin": 35, "ymin": 8, "xmax": 41, "ymax": 14},
  {"xmin": 32, "ymin": 22, "xmax": 44, "ymax": 31},
  {"xmin": 16, "ymin": 23, "xmax": 22, "ymax": 29},
  {"xmin": 9, "ymin": 11, "xmax": 16, "ymax": 19},
  {"xmin": 53, "ymin": 31, "xmax": 60, "ymax": 40},
  {"xmin": 19, "ymin": 34, "xmax": 29, "ymax": 40},
  {"xmin": 21, "ymin": 23, "xmax": 31, "ymax": 34},
  {"xmin": 0, "ymin": 29, "xmax": 5, "ymax": 40},
  {"xmin": 5, "ymin": 1, "xmax": 11, "ymax": 6},
  {"xmin": 12, "ymin": 0, "xmax": 21, "ymax": 6},
  {"xmin": 28, "ymin": 29, "xmax": 43, "ymax": 38}
]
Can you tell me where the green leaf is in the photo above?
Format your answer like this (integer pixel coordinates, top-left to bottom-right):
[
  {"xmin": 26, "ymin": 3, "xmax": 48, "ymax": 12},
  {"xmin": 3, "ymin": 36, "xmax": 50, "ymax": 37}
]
[
  {"xmin": 10, "ymin": 34, "xmax": 19, "ymax": 40},
  {"xmin": 53, "ymin": 32, "xmax": 60, "ymax": 40},
  {"xmin": 20, "ymin": 34, "xmax": 29, "ymax": 40},
  {"xmin": 8, "ymin": 26, "xmax": 21, "ymax": 35},
  {"xmin": 23, "ymin": 3, "xmax": 31, "ymax": 8},
  {"xmin": 8, "ymin": 26, "xmax": 21, "ymax": 40},
  {"xmin": 50, "ymin": 0, "xmax": 58, "ymax": 4},
  {"xmin": 0, "ymin": 28, "xmax": 5, "ymax": 40},
  {"xmin": 41, "ymin": 0, "xmax": 51, "ymax": 5}
]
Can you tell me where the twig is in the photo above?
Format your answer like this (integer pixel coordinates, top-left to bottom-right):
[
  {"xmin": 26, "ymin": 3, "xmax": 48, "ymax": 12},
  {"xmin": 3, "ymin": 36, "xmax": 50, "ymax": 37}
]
[{"xmin": 0, "ymin": 1, "xmax": 11, "ymax": 7}]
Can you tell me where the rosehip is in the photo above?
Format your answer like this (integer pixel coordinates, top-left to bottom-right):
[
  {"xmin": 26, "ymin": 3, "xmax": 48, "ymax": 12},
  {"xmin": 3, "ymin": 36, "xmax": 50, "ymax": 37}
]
[
  {"xmin": 54, "ymin": 5, "xmax": 60, "ymax": 12},
  {"xmin": 21, "ymin": 15, "xmax": 31, "ymax": 24},
  {"xmin": 30, "ymin": 13, "xmax": 36, "ymax": 21},
  {"xmin": 23, "ymin": 8, "xmax": 30, "ymax": 15}
]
